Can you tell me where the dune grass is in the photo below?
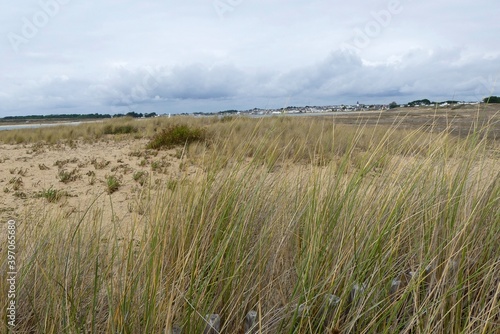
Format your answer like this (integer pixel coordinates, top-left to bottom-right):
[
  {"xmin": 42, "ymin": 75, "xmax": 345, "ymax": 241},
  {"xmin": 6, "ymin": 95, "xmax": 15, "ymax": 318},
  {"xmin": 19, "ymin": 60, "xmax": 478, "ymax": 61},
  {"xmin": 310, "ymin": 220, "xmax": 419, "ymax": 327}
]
[{"xmin": 0, "ymin": 114, "xmax": 499, "ymax": 333}]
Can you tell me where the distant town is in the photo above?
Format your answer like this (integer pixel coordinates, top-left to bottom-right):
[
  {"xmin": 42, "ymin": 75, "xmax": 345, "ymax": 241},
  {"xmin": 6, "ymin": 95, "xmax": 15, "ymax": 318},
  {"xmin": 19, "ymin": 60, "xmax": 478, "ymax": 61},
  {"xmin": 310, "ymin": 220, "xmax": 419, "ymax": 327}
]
[
  {"xmin": 196, "ymin": 99, "xmax": 482, "ymax": 117},
  {"xmin": 1, "ymin": 97, "xmax": 498, "ymax": 123}
]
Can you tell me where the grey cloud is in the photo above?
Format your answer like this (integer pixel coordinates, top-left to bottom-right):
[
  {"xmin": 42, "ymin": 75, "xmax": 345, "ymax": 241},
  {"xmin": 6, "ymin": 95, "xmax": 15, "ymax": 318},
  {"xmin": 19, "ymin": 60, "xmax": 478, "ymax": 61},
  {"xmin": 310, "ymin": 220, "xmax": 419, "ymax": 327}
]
[
  {"xmin": 1, "ymin": 1, "xmax": 499, "ymax": 116},
  {"xmin": 163, "ymin": 64, "xmax": 245, "ymax": 99},
  {"xmin": 89, "ymin": 64, "xmax": 247, "ymax": 107},
  {"xmin": 4, "ymin": 47, "xmax": 500, "ymax": 116}
]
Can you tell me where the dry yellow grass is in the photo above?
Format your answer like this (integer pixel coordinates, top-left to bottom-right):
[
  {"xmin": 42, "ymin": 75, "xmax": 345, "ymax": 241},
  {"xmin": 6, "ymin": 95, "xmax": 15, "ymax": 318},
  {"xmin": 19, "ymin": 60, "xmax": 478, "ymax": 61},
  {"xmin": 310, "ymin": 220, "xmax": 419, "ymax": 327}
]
[{"xmin": 0, "ymin": 113, "xmax": 499, "ymax": 333}]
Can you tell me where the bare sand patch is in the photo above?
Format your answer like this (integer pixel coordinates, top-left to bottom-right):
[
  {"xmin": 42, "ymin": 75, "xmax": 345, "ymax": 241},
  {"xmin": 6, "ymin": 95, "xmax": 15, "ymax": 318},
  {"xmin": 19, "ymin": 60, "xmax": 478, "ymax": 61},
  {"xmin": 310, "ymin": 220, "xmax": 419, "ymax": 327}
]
[{"xmin": 0, "ymin": 139, "xmax": 202, "ymax": 230}]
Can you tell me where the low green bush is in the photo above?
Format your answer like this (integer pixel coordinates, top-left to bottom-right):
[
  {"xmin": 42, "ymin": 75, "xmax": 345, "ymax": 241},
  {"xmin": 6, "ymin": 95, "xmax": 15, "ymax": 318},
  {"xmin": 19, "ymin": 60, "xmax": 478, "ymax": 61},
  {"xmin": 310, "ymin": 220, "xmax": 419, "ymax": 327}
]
[{"xmin": 146, "ymin": 124, "xmax": 206, "ymax": 149}]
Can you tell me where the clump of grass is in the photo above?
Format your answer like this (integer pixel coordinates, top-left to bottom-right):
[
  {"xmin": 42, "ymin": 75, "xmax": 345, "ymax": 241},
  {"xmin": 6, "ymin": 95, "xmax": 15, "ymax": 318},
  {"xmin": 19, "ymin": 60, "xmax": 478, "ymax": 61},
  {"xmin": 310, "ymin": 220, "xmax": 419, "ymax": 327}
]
[
  {"xmin": 67, "ymin": 139, "xmax": 78, "ymax": 149},
  {"xmin": 29, "ymin": 142, "xmax": 46, "ymax": 154},
  {"xmin": 146, "ymin": 124, "xmax": 207, "ymax": 149},
  {"xmin": 17, "ymin": 167, "xmax": 28, "ymax": 176},
  {"xmin": 103, "ymin": 124, "xmax": 138, "ymax": 135},
  {"xmin": 166, "ymin": 179, "xmax": 178, "ymax": 190},
  {"xmin": 151, "ymin": 160, "xmax": 160, "ymax": 171},
  {"xmin": 13, "ymin": 191, "xmax": 27, "ymax": 199},
  {"xmin": 106, "ymin": 174, "xmax": 121, "ymax": 194},
  {"xmin": 219, "ymin": 115, "xmax": 235, "ymax": 123},
  {"xmin": 86, "ymin": 170, "xmax": 96, "ymax": 185},
  {"xmin": 14, "ymin": 134, "xmax": 26, "ymax": 144},
  {"xmin": 58, "ymin": 168, "xmax": 80, "ymax": 183},
  {"xmin": 9, "ymin": 176, "xmax": 23, "ymax": 191},
  {"xmin": 150, "ymin": 160, "xmax": 171, "ymax": 173},
  {"xmin": 110, "ymin": 164, "xmax": 133, "ymax": 174},
  {"xmin": 133, "ymin": 171, "xmax": 148, "ymax": 186},
  {"xmin": 91, "ymin": 158, "xmax": 110, "ymax": 170},
  {"xmin": 37, "ymin": 187, "xmax": 63, "ymax": 203},
  {"xmin": 54, "ymin": 158, "xmax": 79, "ymax": 168}
]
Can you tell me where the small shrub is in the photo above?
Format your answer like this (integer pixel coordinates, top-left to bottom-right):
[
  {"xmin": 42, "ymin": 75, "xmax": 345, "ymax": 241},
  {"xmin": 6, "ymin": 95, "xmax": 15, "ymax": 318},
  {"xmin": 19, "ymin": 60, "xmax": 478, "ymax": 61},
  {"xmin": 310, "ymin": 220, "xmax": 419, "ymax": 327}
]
[
  {"xmin": 146, "ymin": 124, "xmax": 206, "ymax": 150},
  {"xmin": 106, "ymin": 175, "xmax": 121, "ymax": 194}
]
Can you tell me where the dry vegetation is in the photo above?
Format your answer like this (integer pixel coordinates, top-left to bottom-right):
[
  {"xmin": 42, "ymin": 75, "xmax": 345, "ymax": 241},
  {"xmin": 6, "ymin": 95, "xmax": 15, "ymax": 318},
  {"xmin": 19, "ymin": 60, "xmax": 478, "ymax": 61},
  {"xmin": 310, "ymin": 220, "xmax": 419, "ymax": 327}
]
[{"xmin": 0, "ymin": 107, "xmax": 499, "ymax": 333}]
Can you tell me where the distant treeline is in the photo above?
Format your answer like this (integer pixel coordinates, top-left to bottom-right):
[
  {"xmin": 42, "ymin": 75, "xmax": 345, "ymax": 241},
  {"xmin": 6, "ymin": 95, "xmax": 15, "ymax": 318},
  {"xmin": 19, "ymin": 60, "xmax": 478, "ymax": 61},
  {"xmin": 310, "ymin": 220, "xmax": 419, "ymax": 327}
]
[
  {"xmin": 193, "ymin": 109, "xmax": 238, "ymax": 116},
  {"xmin": 2, "ymin": 113, "xmax": 111, "ymax": 121},
  {"xmin": 112, "ymin": 112, "xmax": 158, "ymax": 118},
  {"xmin": 2, "ymin": 97, "xmax": 499, "ymax": 122},
  {"xmin": 407, "ymin": 99, "xmax": 461, "ymax": 106},
  {"xmin": 484, "ymin": 96, "xmax": 500, "ymax": 103},
  {"xmin": 404, "ymin": 96, "xmax": 500, "ymax": 106},
  {"xmin": 1, "ymin": 112, "xmax": 158, "ymax": 122}
]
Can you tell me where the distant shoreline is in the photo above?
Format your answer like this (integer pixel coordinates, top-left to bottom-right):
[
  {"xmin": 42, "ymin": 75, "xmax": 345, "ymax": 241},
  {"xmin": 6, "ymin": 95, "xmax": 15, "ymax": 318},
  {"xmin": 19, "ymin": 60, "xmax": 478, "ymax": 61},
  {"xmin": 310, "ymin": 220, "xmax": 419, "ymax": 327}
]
[
  {"xmin": 0, "ymin": 120, "xmax": 103, "ymax": 132},
  {"xmin": 0, "ymin": 118, "xmax": 103, "ymax": 126}
]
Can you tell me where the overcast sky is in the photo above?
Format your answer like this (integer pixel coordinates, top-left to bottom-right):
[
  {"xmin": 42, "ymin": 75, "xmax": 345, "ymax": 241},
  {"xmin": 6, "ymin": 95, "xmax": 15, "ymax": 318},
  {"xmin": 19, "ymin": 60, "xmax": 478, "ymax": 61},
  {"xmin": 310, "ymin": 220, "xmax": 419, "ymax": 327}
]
[{"xmin": 1, "ymin": 0, "xmax": 499, "ymax": 116}]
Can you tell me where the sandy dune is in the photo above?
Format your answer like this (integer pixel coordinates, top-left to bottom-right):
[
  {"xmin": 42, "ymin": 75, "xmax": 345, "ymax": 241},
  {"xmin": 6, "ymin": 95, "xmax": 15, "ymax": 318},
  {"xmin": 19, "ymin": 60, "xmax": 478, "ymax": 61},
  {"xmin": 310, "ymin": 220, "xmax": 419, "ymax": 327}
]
[{"xmin": 0, "ymin": 139, "xmax": 200, "ymax": 229}]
